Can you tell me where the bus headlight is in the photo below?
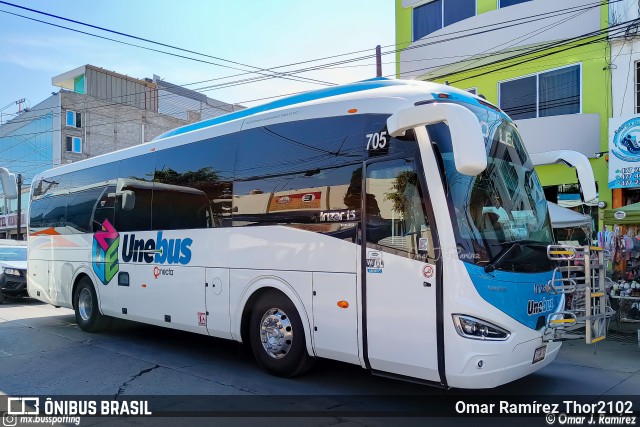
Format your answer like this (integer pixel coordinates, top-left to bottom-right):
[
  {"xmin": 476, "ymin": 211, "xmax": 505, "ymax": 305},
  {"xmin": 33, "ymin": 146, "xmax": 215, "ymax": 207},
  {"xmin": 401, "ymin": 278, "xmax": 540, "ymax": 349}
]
[
  {"xmin": 3, "ymin": 268, "xmax": 21, "ymax": 276},
  {"xmin": 452, "ymin": 314, "xmax": 510, "ymax": 341}
]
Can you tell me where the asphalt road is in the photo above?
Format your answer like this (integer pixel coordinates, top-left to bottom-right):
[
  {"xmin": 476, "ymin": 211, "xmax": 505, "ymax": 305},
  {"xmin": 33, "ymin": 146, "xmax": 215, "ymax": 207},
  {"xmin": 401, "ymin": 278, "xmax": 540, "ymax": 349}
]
[{"xmin": 1, "ymin": 298, "xmax": 639, "ymax": 427}]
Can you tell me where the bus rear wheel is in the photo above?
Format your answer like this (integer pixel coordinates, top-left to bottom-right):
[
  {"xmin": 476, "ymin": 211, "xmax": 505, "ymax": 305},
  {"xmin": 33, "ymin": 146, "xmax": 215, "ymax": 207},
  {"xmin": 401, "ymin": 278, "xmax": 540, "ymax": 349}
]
[
  {"xmin": 74, "ymin": 277, "xmax": 110, "ymax": 332},
  {"xmin": 249, "ymin": 290, "xmax": 314, "ymax": 377}
]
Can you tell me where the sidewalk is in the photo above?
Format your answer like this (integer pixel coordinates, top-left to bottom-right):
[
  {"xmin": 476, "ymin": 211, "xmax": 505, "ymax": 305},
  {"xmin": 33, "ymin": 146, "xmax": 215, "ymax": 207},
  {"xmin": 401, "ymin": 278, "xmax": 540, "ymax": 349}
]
[
  {"xmin": 548, "ymin": 328, "xmax": 639, "ymax": 396},
  {"xmin": 557, "ymin": 331, "xmax": 638, "ymax": 370}
]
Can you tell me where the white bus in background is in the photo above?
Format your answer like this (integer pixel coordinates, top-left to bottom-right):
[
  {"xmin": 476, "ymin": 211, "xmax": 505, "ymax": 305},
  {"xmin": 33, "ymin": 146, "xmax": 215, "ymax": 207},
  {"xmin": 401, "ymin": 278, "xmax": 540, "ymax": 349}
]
[{"xmin": 29, "ymin": 78, "xmax": 580, "ymax": 388}]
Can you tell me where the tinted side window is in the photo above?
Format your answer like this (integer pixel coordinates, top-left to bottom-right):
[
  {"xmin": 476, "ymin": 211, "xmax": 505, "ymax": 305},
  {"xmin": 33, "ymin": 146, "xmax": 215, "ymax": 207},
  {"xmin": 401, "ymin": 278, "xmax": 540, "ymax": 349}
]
[
  {"xmin": 233, "ymin": 116, "xmax": 364, "ymax": 240},
  {"xmin": 67, "ymin": 164, "xmax": 117, "ymax": 233},
  {"xmin": 30, "ymin": 174, "xmax": 71, "ymax": 233},
  {"xmin": 115, "ymin": 154, "xmax": 156, "ymax": 232},
  {"xmin": 153, "ymin": 136, "xmax": 237, "ymax": 230},
  {"xmin": 66, "ymin": 187, "xmax": 109, "ymax": 233},
  {"xmin": 93, "ymin": 184, "xmax": 116, "ymax": 231},
  {"xmin": 365, "ymin": 114, "xmax": 418, "ymax": 159},
  {"xmin": 365, "ymin": 157, "xmax": 435, "ymax": 262}
]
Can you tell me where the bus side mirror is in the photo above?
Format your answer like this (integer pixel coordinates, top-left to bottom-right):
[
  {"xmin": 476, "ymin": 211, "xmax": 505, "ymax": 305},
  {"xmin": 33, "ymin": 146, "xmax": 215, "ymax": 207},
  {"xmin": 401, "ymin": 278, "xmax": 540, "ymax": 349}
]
[
  {"xmin": 0, "ymin": 167, "xmax": 18, "ymax": 200},
  {"xmin": 386, "ymin": 102, "xmax": 487, "ymax": 176}
]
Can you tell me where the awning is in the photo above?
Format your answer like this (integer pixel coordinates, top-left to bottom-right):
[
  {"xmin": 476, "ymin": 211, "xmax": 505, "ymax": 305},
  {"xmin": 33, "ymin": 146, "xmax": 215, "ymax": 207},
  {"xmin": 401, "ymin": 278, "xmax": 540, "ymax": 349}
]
[
  {"xmin": 603, "ymin": 202, "xmax": 640, "ymax": 225},
  {"xmin": 548, "ymin": 202, "xmax": 591, "ymax": 228}
]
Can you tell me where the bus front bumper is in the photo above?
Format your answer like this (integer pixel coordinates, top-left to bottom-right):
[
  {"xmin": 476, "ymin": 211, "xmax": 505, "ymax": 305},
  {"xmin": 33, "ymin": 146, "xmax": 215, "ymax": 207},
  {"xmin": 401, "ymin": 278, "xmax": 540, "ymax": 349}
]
[{"xmin": 446, "ymin": 337, "xmax": 562, "ymax": 389}]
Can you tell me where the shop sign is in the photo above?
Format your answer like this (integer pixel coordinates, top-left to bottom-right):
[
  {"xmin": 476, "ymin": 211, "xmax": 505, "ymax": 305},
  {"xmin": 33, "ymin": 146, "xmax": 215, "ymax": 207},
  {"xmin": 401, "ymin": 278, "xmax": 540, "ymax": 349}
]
[
  {"xmin": 609, "ymin": 115, "xmax": 640, "ymax": 188},
  {"xmin": 268, "ymin": 191, "xmax": 322, "ymax": 212},
  {"xmin": 0, "ymin": 212, "xmax": 27, "ymax": 229}
]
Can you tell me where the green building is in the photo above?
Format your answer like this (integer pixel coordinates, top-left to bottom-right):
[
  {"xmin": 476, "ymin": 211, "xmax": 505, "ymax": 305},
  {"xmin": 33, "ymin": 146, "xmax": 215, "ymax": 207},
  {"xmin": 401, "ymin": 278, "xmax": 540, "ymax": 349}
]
[{"xmin": 395, "ymin": 0, "xmax": 610, "ymax": 226}]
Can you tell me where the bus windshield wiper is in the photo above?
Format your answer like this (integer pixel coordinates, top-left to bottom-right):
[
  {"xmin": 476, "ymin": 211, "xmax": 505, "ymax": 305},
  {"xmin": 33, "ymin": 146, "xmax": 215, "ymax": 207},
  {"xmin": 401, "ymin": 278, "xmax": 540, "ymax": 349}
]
[
  {"xmin": 483, "ymin": 242, "xmax": 520, "ymax": 273},
  {"xmin": 493, "ymin": 239, "xmax": 549, "ymax": 248},
  {"xmin": 483, "ymin": 240, "xmax": 550, "ymax": 273}
]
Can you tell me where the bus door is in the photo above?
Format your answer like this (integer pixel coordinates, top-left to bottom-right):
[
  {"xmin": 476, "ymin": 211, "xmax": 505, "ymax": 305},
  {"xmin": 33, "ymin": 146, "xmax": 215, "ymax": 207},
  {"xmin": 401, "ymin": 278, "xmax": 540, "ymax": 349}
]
[{"xmin": 363, "ymin": 156, "xmax": 440, "ymax": 382}]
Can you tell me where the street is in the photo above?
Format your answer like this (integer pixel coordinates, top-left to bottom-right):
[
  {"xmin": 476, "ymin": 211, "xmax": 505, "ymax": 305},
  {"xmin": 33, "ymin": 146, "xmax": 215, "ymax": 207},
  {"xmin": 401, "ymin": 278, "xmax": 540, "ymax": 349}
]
[{"xmin": 1, "ymin": 298, "xmax": 639, "ymax": 426}]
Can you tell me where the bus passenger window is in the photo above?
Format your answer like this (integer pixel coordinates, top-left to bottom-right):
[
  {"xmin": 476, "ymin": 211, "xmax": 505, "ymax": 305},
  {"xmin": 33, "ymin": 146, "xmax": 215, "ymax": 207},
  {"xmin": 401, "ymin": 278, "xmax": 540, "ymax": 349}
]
[
  {"xmin": 153, "ymin": 137, "xmax": 236, "ymax": 229},
  {"xmin": 114, "ymin": 155, "xmax": 156, "ymax": 232},
  {"xmin": 29, "ymin": 174, "xmax": 71, "ymax": 234},
  {"xmin": 152, "ymin": 184, "xmax": 212, "ymax": 230},
  {"xmin": 232, "ymin": 117, "xmax": 364, "ymax": 238}
]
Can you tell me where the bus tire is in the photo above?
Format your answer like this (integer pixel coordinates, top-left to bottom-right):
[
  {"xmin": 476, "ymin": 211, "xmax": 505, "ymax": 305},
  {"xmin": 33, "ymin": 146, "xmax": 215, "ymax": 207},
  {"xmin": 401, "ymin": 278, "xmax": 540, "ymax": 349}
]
[
  {"xmin": 249, "ymin": 290, "xmax": 314, "ymax": 377},
  {"xmin": 73, "ymin": 277, "xmax": 110, "ymax": 332}
]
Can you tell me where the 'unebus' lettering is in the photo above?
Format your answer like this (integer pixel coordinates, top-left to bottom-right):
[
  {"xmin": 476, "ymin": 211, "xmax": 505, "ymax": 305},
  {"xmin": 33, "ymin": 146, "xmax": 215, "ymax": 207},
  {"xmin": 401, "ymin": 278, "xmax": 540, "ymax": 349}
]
[{"xmin": 122, "ymin": 232, "xmax": 192, "ymax": 265}]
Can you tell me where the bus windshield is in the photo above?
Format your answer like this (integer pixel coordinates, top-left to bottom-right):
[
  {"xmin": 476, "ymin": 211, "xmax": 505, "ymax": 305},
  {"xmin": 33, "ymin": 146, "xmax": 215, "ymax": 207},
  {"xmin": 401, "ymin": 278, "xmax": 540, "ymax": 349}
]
[{"xmin": 428, "ymin": 101, "xmax": 554, "ymax": 273}]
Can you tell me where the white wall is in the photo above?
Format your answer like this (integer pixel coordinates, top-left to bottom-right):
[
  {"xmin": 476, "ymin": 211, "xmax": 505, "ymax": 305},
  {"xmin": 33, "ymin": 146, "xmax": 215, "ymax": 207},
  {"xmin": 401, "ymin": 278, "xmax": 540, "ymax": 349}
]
[
  {"xmin": 610, "ymin": 38, "xmax": 640, "ymax": 118},
  {"xmin": 609, "ymin": 0, "xmax": 638, "ymax": 24},
  {"xmin": 399, "ymin": 0, "xmax": 601, "ymax": 79},
  {"xmin": 515, "ymin": 113, "xmax": 600, "ymax": 157}
]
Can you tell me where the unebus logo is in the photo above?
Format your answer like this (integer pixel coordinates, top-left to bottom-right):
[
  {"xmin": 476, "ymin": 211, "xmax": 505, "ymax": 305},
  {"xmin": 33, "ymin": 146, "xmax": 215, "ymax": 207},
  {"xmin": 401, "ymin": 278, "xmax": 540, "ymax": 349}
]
[
  {"xmin": 121, "ymin": 232, "xmax": 192, "ymax": 265},
  {"xmin": 92, "ymin": 219, "xmax": 120, "ymax": 286}
]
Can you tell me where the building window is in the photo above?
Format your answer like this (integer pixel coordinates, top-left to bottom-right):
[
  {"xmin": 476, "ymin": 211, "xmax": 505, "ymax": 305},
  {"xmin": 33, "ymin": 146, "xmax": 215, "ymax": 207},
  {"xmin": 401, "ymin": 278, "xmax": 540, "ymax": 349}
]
[
  {"xmin": 65, "ymin": 136, "xmax": 82, "ymax": 153},
  {"xmin": 499, "ymin": 64, "xmax": 581, "ymax": 120},
  {"xmin": 66, "ymin": 111, "xmax": 81, "ymax": 128},
  {"xmin": 499, "ymin": 0, "xmax": 531, "ymax": 7},
  {"xmin": 413, "ymin": 0, "xmax": 475, "ymax": 41}
]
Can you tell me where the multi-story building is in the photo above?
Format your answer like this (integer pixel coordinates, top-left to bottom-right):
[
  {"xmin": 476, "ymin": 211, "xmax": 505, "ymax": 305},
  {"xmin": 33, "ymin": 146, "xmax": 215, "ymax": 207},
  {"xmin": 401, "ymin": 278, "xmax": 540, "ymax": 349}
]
[
  {"xmin": 608, "ymin": 0, "xmax": 640, "ymax": 208},
  {"xmin": 395, "ymin": 0, "xmax": 609, "ymax": 226},
  {"xmin": 0, "ymin": 65, "xmax": 241, "ymax": 238}
]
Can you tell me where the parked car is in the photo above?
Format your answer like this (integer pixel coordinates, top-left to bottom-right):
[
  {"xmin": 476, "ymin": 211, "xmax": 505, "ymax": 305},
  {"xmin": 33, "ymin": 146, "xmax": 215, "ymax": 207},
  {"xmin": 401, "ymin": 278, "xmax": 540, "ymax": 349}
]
[{"xmin": 0, "ymin": 239, "xmax": 27, "ymax": 304}]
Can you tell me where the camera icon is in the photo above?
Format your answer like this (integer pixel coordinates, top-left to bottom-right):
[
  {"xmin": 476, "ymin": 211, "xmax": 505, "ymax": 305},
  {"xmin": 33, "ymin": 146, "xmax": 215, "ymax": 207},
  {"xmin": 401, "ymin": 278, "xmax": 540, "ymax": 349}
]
[{"xmin": 2, "ymin": 412, "xmax": 17, "ymax": 427}]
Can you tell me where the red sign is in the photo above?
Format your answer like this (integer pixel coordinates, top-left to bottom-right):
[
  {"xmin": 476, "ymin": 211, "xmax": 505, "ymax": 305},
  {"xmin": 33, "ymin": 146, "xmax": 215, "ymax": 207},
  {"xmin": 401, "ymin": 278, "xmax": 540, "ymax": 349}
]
[
  {"xmin": 198, "ymin": 312, "xmax": 207, "ymax": 326},
  {"xmin": 422, "ymin": 265, "xmax": 434, "ymax": 279}
]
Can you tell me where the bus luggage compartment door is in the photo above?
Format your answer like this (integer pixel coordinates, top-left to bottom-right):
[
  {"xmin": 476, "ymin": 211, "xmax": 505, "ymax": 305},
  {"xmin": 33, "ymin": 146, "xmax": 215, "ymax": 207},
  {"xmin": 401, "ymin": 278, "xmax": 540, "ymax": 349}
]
[
  {"xmin": 205, "ymin": 268, "xmax": 231, "ymax": 339},
  {"xmin": 311, "ymin": 272, "xmax": 359, "ymax": 365},
  {"xmin": 27, "ymin": 259, "xmax": 51, "ymax": 303}
]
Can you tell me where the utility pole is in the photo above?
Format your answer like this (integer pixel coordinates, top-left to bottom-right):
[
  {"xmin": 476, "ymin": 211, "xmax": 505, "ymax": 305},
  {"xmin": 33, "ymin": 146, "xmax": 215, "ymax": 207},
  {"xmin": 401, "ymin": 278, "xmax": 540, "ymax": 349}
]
[
  {"xmin": 16, "ymin": 174, "xmax": 22, "ymax": 240},
  {"xmin": 376, "ymin": 45, "xmax": 382, "ymax": 77},
  {"xmin": 0, "ymin": 98, "xmax": 26, "ymax": 125}
]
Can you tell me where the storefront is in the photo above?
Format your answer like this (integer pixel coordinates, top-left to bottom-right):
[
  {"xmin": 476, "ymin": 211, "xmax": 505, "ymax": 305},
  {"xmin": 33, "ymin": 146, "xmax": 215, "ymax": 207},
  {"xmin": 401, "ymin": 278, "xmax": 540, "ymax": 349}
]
[
  {"xmin": 0, "ymin": 212, "xmax": 26, "ymax": 240},
  {"xmin": 602, "ymin": 116, "xmax": 640, "ymax": 323}
]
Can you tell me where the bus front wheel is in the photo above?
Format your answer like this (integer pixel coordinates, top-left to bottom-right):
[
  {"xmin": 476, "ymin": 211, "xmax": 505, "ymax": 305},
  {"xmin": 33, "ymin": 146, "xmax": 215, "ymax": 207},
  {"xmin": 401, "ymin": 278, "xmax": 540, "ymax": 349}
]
[
  {"xmin": 249, "ymin": 290, "xmax": 314, "ymax": 377},
  {"xmin": 73, "ymin": 277, "xmax": 110, "ymax": 332}
]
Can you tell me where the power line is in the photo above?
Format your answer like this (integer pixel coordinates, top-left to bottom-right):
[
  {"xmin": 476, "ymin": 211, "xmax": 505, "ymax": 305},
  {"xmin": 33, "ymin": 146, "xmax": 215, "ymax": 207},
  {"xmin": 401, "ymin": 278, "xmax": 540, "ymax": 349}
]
[
  {"xmin": 0, "ymin": 3, "xmax": 629, "ymax": 147},
  {"xmin": 0, "ymin": 1, "xmax": 336, "ymax": 87},
  {"xmin": 438, "ymin": 2, "xmax": 593, "ymax": 79},
  {"xmin": 0, "ymin": 11, "xmax": 335, "ymax": 90},
  {"xmin": 0, "ymin": 0, "xmax": 622, "ymax": 123},
  {"xmin": 397, "ymin": 18, "xmax": 635, "ymax": 83},
  {"xmin": 0, "ymin": 31, "xmax": 619, "ymax": 136},
  {"xmin": 0, "ymin": 0, "xmax": 620, "ymax": 100},
  {"xmin": 0, "ymin": 18, "xmax": 626, "ymax": 134}
]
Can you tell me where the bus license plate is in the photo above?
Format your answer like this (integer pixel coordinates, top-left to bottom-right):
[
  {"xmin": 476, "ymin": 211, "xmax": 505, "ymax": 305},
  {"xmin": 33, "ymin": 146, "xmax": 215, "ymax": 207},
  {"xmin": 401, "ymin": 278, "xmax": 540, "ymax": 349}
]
[{"xmin": 532, "ymin": 345, "xmax": 547, "ymax": 364}]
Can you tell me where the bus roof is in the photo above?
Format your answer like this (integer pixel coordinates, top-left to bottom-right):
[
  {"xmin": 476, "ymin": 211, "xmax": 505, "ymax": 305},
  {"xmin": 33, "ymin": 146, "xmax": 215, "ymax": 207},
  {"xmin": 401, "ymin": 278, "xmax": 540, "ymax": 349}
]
[
  {"xmin": 154, "ymin": 78, "xmax": 410, "ymax": 140},
  {"xmin": 32, "ymin": 78, "xmax": 500, "ymax": 182}
]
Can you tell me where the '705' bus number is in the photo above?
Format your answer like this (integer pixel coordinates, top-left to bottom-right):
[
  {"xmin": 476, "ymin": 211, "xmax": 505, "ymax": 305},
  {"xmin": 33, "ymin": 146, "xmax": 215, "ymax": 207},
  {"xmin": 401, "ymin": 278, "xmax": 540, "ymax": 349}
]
[{"xmin": 366, "ymin": 131, "xmax": 388, "ymax": 151}]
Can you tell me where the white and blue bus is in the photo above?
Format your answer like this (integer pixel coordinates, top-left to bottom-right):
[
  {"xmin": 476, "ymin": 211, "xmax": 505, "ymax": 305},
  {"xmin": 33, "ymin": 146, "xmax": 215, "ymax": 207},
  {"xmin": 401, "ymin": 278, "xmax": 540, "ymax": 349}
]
[{"xmin": 29, "ymin": 78, "xmax": 571, "ymax": 388}]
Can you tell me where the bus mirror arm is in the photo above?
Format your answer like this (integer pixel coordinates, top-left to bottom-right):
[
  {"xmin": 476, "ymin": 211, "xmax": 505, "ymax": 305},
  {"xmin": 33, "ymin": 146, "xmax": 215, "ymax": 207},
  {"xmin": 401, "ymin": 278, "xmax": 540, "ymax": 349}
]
[
  {"xmin": 529, "ymin": 151, "xmax": 597, "ymax": 202},
  {"xmin": 386, "ymin": 103, "xmax": 487, "ymax": 176}
]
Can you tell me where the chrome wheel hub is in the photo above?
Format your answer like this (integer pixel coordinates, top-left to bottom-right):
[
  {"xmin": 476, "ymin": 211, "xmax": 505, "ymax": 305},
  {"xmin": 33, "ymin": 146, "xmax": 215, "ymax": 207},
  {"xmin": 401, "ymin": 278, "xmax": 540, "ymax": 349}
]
[
  {"xmin": 259, "ymin": 308, "xmax": 293, "ymax": 359},
  {"xmin": 78, "ymin": 288, "xmax": 93, "ymax": 321}
]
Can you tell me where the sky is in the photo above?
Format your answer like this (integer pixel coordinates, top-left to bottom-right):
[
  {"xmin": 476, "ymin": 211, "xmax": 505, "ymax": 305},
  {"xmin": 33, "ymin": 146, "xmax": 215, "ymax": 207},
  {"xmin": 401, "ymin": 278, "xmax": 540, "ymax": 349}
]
[{"xmin": 0, "ymin": 0, "xmax": 397, "ymax": 116}]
